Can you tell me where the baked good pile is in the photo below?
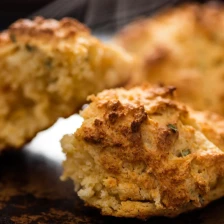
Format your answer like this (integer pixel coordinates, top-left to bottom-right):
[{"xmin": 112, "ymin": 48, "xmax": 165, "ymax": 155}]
[{"xmin": 1, "ymin": 2, "xmax": 224, "ymax": 220}]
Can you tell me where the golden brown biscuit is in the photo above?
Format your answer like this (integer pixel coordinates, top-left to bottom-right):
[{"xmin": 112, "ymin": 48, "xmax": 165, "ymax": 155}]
[
  {"xmin": 61, "ymin": 84, "xmax": 224, "ymax": 219},
  {"xmin": 0, "ymin": 17, "xmax": 135, "ymax": 150},
  {"xmin": 114, "ymin": 2, "xmax": 224, "ymax": 115}
]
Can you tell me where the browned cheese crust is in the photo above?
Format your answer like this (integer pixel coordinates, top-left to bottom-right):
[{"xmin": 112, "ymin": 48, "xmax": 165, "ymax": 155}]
[
  {"xmin": 0, "ymin": 17, "xmax": 135, "ymax": 150},
  {"xmin": 114, "ymin": 2, "xmax": 224, "ymax": 115},
  {"xmin": 61, "ymin": 84, "xmax": 224, "ymax": 219}
]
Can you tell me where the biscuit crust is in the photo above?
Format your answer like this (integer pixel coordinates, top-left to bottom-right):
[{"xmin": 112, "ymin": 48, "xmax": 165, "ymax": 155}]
[
  {"xmin": 61, "ymin": 85, "xmax": 224, "ymax": 219},
  {"xmin": 114, "ymin": 2, "xmax": 224, "ymax": 115},
  {"xmin": 0, "ymin": 17, "xmax": 134, "ymax": 150}
]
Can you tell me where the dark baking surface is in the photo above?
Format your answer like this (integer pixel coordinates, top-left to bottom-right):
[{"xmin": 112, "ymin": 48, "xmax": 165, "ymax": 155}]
[{"xmin": 0, "ymin": 148, "xmax": 223, "ymax": 224}]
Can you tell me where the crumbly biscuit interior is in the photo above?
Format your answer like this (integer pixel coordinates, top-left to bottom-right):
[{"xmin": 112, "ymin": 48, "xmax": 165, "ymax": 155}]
[{"xmin": 0, "ymin": 34, "xmax": 132, "ymax": 149}]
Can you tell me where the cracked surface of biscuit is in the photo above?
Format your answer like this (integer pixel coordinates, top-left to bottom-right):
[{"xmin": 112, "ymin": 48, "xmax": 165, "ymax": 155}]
[
  {"xmin": 0, "ymin": 17, "xmax": 134, "ymax": 150},
  {"xmin": 114, "ymin": 2, "xmax": 224, "ymax": 115},
  {"xmin": 61, "ymin": 85, "xmax": 224, "ymax": 219}
]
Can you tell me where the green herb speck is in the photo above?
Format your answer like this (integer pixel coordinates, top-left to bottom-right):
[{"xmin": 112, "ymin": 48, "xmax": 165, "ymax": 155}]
[
  {"xmin": 167, "ymin": 124, "xmax": 178, "ymax": 132},
  {"xmin": 10, "ymin": 34, "xmax": 17, "ymax": 43},
  {"xmin": 45, "ymin": 58, "xmax": 52, "ymax": 68},
  {"xmin": 199, "ymin": 195, "xmax": 204, "ymax": 205},
  {"xmin": 25, "ymin": 44, "xmax": 35, "ymax": 52},
  {"xmin": 180, "ymin": 149, "xmax": 191, "ymax": 157}
]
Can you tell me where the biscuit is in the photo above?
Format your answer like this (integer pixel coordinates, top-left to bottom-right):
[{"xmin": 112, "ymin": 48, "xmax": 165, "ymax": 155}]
[
  {"xmin": 114, "ymin": 3, "xmax": 224, "ymax": 115},
  {"xmin": 61, "ymin": 85, "xmax": 224, "ymax": 219},
  {"xmin": 0, "ymin": 17, "xmax": 134, "ymax": 150}
]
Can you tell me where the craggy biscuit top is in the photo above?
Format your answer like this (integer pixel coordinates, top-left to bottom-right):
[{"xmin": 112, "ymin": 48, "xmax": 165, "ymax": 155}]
[
  {"xmin": 115, "ymin": 2, "xmax": 224, "ymax": 56},
  {"xmin": 62, "ymin": 85, "xmax": 224, "ymax": 219},
  {"xmin": 81, "ymin": 85, "xmax": 177, "ymax": 149},
  {"xmin": 0, "ymin": 17, "xmax": 89, "ymax": 47}
]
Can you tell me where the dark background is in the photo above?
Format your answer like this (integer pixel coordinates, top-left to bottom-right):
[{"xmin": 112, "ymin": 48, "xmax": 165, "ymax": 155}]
[
  {"xmin": 0, "ymin": 0, "xmax": 211, "ymax": 31},
  {"xmin": 0, "ymin": 0, "xmax": 52, "ymax": 30}
]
